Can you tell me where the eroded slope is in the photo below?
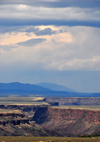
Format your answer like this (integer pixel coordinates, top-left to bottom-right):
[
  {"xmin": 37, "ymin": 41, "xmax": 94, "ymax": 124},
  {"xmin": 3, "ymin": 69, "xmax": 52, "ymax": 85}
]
[{"xmin": 0, "ymin": 110, "xmax": 48, "ymax": 136}]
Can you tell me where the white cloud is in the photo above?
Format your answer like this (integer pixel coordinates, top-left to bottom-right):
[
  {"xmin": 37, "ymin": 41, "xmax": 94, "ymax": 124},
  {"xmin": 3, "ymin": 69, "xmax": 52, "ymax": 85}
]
[
  {"xmin": 0, "ymin": 26, "xmax": 100, "ymax": 71},
  {"xmin": 0, "ymin": 4, "xmax": 100, "ymax": 21},
  {"xmin": 0, "ymin": 32, "xmax": 36, "ymax": 45}
]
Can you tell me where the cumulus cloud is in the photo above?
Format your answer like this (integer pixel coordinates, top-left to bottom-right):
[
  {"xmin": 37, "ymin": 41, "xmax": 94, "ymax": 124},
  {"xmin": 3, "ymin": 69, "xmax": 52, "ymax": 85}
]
[
  {"xmin": 0, "ymin": 0, "xmax": 100, "ymax": 93},
  {"xmin": 0, "ymin": 32, "xmax": 37, "ymax": 45},
  {"xmin": 0, "ymin": 26, "xmax": 100, "ymax": 71}
]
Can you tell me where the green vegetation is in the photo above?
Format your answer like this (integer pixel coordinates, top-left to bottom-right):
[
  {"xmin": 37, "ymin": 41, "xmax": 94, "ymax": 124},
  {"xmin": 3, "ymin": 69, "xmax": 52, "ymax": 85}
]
[{"xmin": 0, "ymin": 136, "xmax": 100, "ymax": 142}]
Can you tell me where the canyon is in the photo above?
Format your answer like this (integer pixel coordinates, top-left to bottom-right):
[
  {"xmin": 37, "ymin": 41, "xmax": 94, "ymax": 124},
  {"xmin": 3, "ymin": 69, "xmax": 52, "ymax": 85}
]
[
  {"xmin": 33, "ymin": 106, "xmax": 100, "ymax": 136},
  {"xmin": 1, "ymin": 97, "xmax": 100, "ymax": 137},
  {"xmin": 0, "ymin": 108, "xmax": 48, "ymax": 136}
]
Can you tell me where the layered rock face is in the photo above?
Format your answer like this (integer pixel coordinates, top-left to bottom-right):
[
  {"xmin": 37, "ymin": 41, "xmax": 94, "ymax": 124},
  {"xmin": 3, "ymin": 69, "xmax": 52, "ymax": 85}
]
[
  {"xmin": 0, "ymin": 104, "xmax": 42, "ymax": 120},
  {"xmin": 33, "ymin": 107, "xmax": 100, "ymax": 136},
  {"xmin": 0, "ymin": 112, "xmax": 29, "ymax": 125},
  {"xmin": 1, "ymin": 103, "xmax": 100, "ymax": 136},
  {"xmin": 0, "ymin": 111, "xmax": 48, "ymax": 136},
  {"xmin": 0, "ymin": 104, "xmax": 41, "ymax": 112},
  {"xmin": 46, "ymin": 97, "xmax": 100, "ymax": 105}
]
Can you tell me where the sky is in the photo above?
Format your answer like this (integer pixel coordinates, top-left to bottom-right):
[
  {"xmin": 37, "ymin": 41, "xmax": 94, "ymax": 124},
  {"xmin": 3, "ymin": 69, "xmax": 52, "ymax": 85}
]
[{"xmin": 0, "ymin": 0, "xmax": 100, "ymax": 93}]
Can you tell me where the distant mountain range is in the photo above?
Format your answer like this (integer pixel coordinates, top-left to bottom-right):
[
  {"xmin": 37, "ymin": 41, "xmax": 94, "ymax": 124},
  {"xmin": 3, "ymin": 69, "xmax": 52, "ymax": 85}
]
[
  {"xmin": 0, "ymin": 82, "xmax": 100, "ymax": 97},
  {"xmin": 35, "ymin": 82, "xmax": 74, "ymax": 92},
  {"xmin": 0, "ymin": 82, "xmax": 51, "ymax": 91}
]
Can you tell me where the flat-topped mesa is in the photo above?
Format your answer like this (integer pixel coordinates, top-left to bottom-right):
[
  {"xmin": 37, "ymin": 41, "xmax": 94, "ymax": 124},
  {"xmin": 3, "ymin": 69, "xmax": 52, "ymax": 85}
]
[
  {"xmin": 33, "ymin": 107, "xmax": 100, "ymax": 136},
  {"xmin": 46, "ymin": 97, "xmax": 100, "ymax": 105}
]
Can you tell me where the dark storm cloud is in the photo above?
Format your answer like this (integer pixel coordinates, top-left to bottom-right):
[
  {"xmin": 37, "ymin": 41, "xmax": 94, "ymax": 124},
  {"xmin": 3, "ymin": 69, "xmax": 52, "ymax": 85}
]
[
  {"xmin": 17, "ymin": 38, "xmax": 46, "ymax": 47},
  {"xmin": 25, "ymin": 27, "xmax": 57, "ymax": 35},
  {"xmin": 0, "ymin": 1, "xmax": 100, "ymax": 28},
  {"xmin": 0, "ymin": 18, "xmax": 100, "ymax": 28},
  {"xmin": 25, "ymin": 27, "xmax": 39, "ymax": 33},
  {"xmin": 35, "ymin": 28, "xmax": 57, "ymax": 36},
  {"xmin": 0, "ymin": 0, "xmax": 100, "ymax": 8},
  {"xmin": 0, "ymin": 26, "xmax": 25, "ymax": 33},
  {"xmin": 0, "ymin": 25, "xmax": 57, "ymax": 35}
]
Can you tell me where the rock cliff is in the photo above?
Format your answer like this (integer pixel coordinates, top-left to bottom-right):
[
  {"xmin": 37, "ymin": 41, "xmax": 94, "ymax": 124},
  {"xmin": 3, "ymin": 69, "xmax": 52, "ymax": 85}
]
[
  {"xmin": 46, "ymin": 97, "xmax": 100, "ymax": 105},
  {"xmin": 33, "ymin": 107, "xmax": 100, "ymax": 136},
  {"xmin": 1, "ymin": 103, "xmax": 100, "ymax": 136},
  {"xmin": 0, "ymin": 111, "xmax": 48, "ymax": 136},
  {"xmin": 0, "ymin": 112, "xmax": 29, "ymax": 125},
  {"xmin": 0, "ymin": 104, "xmax": 43, "ymax": 120}
]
